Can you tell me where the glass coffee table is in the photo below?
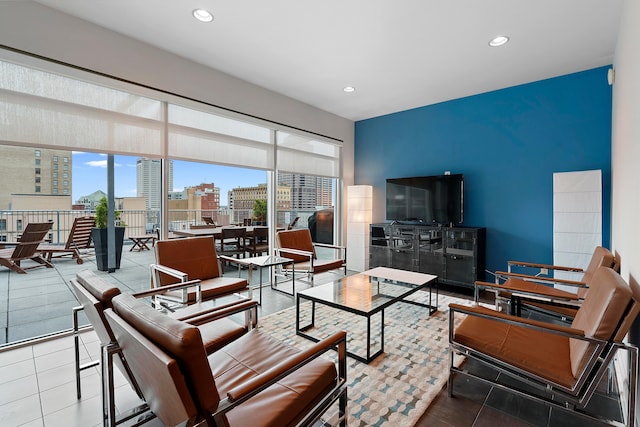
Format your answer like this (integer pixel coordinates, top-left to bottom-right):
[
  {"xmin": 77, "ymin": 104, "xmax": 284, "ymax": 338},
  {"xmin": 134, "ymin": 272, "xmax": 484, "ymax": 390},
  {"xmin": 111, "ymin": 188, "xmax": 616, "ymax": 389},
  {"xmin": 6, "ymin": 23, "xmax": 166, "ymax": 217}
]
[{"xmin": 296, "ymin": 267, "xmax": 438, "ymax": 363}]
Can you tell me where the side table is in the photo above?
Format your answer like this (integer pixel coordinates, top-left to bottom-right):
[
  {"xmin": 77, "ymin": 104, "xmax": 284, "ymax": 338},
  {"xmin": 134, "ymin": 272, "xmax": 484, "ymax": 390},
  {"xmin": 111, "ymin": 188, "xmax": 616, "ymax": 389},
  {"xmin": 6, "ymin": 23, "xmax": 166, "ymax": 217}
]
[{"xmin": 219, "ymin": 255, "xmax": 293, "ymax": 304}]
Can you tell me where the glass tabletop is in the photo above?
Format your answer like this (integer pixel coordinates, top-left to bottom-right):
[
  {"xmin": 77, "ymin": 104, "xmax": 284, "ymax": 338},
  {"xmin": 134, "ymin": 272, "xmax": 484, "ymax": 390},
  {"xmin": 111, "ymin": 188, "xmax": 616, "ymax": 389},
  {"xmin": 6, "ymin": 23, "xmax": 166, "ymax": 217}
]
[
  {"xmin": 298, "ymin": 268, "xmax": 436, "ymax": 314},
  {"xmin": 219, "ymin": 254, "xmax": 292, "ymax": 267}
]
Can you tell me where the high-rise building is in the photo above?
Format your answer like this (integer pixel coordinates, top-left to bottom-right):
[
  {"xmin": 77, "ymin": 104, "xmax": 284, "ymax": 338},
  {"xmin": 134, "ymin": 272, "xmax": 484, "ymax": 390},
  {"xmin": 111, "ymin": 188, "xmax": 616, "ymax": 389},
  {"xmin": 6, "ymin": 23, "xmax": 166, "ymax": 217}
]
[
  {"xmin": 277, "ymin": 173, "xmax": 333, "ymax": 210},
  {"xmin": 0, "ymin": 146, "xmax": 73, "ymax": 209},
  {"xmin": 136, "ymin": 158, "xmax": 173, "ymax": 210}
]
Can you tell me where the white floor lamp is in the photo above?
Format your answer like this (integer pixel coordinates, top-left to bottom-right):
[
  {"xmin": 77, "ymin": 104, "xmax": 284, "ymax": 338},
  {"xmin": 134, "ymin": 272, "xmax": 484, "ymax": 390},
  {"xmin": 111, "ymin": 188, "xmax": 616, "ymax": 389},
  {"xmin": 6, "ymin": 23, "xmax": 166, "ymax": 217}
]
[{"xmin": 347, "ymin": 185, "xmax": 373, "ymax": 272}]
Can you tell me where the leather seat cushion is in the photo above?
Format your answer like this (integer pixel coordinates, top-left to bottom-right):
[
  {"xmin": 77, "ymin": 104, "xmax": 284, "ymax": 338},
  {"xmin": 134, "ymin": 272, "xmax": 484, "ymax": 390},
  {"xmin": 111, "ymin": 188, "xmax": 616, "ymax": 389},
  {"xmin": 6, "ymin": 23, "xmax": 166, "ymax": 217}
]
[
  {"xmin": 194, "ymin": 318, "xmax": 247, "ymax": 355},
  {"xmin": 209, "ymin": 329, "xmax": 338, "ymax": 427},
  {"xmin": 164, "ymin": 277, "xmax": 249, "ymax": 302},
  {"xmin": 454, "ymin": 308, "xmax": 575, "ymax": 389},
  {"xmin": 499, "ymin": 277, "xmax": 582, "ymax": 301},
  {"xmin": 168, "ymin": 301, "xmax": 249, "ymax": 354},
  {"xmin": 520, "ymin": 300, "xmax": 578, "ymax": 319},
  {"xmin": 282, "ymin": 259, "xmax": 344, "ymax": 274}
]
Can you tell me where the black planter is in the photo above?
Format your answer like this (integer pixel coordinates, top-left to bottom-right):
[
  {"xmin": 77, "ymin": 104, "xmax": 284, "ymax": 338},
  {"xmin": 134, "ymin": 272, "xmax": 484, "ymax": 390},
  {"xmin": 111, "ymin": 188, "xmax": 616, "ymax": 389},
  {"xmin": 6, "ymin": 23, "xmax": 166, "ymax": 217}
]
[{"xmin": 91, "ymin": 227, "xmax": 125, "ymax": 272}]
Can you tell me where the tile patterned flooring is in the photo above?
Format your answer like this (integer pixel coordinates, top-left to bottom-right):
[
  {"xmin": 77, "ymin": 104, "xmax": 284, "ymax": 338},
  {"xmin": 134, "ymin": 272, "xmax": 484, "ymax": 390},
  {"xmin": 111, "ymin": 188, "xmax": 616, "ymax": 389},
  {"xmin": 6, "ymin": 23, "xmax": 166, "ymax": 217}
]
[{"xmin": 0, "ymin": 248, "xmax": 624, "ymax": 426}]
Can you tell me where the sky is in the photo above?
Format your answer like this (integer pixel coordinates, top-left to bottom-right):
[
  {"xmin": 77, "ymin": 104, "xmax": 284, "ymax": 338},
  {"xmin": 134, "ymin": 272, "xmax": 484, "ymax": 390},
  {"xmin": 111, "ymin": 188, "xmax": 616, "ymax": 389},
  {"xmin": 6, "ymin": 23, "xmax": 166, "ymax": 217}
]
[{"xmin": 72, "ymin": 152, "xmax": 267, "ymax": 206}]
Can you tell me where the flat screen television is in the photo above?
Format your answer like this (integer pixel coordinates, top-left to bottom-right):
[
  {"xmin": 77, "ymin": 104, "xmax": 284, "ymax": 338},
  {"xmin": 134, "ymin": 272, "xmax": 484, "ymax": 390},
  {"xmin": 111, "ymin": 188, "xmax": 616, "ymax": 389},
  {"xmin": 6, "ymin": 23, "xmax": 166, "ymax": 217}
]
[{"xmin": 386, "ymin": 174, "xmax": 464, "ymax": 225}]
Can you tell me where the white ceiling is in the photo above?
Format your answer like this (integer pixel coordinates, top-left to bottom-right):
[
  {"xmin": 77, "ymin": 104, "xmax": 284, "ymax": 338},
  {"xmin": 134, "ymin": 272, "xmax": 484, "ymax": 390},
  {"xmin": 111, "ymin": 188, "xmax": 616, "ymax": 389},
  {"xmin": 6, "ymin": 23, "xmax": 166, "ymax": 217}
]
[{"xmin": 35, "ymin": 0, "xmax": 623, "ymax": 122}]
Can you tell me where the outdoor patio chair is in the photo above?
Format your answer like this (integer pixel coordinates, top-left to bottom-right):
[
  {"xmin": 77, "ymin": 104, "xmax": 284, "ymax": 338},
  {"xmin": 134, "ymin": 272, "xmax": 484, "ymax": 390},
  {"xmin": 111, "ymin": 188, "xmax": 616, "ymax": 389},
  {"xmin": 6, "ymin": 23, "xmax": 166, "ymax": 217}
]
[
  {"xmin": 218, "ymin": 226, "xmax": 247, "ymax": 259},
  {"xmin": 151, "ymin": 236, "xmax": 250, "ymax": 304},
  {"xmin": 202, "ymin": 216, "xmax": 216, "ymax": 225},
  {"xmin": 70, "ymin": 269, "xmax": 257, "ymax": 426},
  {"xmin": 287, "ymin": 216, "xmax": 300, "ymax": 230},
  {"xmin": 475, "ymin": 246, "xmax": 617, "ymax": 319},
  {"xmin": 104, "ymin": 292, "xmax": 347, "ymax": 427},
  {"xmin": 0, "ymin": 221, "xmax": 54, "ymax": 273},
  {"xmin": 245, "ymin": 226, "xmax": 269, "ymax": 257},
  {"xmin": 275, "ymin": 228, "xmax": 346, "ymax": 293},
  {"xmin": 450, "ymin": 266, "xmax": 640, "ymax": 427},
  {"xmin": 38, "ymin": 216, "xmax": 95, "ymax": 264}
]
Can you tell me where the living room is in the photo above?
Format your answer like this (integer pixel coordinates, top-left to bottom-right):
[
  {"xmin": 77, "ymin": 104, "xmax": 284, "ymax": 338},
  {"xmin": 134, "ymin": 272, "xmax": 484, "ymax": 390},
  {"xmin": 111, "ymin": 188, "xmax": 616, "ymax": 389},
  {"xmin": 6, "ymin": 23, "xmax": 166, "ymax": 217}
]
[{"xmin": 1, "ymin": 1, "xmax": 639, "ymax": 426}]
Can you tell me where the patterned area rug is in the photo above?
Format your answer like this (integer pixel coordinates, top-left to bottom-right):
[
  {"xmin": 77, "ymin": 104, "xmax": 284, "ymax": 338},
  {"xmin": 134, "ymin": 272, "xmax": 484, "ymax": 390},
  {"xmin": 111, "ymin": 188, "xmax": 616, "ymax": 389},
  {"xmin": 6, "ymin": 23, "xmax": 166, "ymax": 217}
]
[{"xmin": 257, "ymin": 292, "xmax": 474, "ymax": 427}]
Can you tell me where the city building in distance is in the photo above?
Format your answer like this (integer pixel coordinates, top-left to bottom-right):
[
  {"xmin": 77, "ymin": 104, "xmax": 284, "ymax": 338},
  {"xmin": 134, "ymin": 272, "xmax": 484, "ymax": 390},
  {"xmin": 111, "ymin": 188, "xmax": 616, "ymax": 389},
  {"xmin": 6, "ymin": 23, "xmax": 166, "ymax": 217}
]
[{"xmin": 0, "ymin": 146, "xmax": 72, "ymax": 210}]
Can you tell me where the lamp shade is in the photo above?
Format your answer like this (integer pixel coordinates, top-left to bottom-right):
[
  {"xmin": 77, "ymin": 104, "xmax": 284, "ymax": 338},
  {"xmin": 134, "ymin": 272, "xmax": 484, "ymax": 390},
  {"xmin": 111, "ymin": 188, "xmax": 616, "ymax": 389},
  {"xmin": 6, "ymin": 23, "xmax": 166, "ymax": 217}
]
[{"xmin": 347, "ymin": 185, "xmax": 373, "ymax": 272}]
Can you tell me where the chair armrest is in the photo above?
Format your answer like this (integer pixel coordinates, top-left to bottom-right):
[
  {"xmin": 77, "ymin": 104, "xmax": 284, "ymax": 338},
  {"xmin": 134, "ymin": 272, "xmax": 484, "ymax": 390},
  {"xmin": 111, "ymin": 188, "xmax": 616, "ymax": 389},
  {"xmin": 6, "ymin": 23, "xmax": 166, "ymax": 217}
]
[
  {"xmin": 150, "ymin": 263, "xmax": 188, "ymax": 282},
  {"xmin": 224, "ymin": 331, "xmax": 347, "ymax": 403},
  {"xmin": 313, "ymin": 242, "xmax": 346, "ymax": 259},
  {"xmin": 449, "ymin": 303, "xmax": 586, "ymax": 338},
  {"xmin": 313, "ymin": 243, "xmax": 346, "ymax": 251},
  {"xmin": 507, "ymin": 260, "xmax": 583, "ymax": 273},
  {"xmin": 218, "ymin": 255, "xmax": 245, "ymax": 265},
  {"xmin": 475, "ymin": 280, "xmax": 583, "ymax": 302},
  {"xmin": 182, "ymin": 298, "xmax": 258, "ymax": 328},
  {"xmin": 131, "ymin": 280, "xmax": 202, "ymax": 299},
  {"xmin": 149, "ymin": 263, "xmax": 199, "ymax": 303},
  {"xmin": 496, "ymin": 271, "xmax": 588, "ymax": 287},
  {"xmin": 275, "ymin": 247, "xmax": 314, "ymax": 259}
]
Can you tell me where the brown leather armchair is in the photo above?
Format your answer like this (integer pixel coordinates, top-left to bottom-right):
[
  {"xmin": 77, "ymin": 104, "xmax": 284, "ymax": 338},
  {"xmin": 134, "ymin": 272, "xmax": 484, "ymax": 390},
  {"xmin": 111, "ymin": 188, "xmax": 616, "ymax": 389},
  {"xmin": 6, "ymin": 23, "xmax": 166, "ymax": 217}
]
[
  {"xmin": 450, "ymin": 266, "xmax": 640, "ymax": 426},
  {"xmin": 105, "ymin": 292, "xmax": 347, "ymax": 427},
  {"xmin": 151, "ymin": 236, "xmax": 250, "ymax": 304},
  {"xmin": 475, "ymin": 246, "xmax": 617, "ymax": 318},
  {"xmin": 275, "ymin": 228, "xmax": 346, "ymax": 293},
  {"xmin": 71, "ymin": 269, "xmax": 257, "ymax": 426}
]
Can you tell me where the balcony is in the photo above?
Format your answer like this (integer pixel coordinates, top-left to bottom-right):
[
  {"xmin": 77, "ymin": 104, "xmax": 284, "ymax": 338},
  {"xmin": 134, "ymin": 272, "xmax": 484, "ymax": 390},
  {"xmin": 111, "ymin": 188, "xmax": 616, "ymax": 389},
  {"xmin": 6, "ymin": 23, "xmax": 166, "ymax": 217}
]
[{"xmin": 0, "ymin": 208, "xmax": 329, "ymax": 347}]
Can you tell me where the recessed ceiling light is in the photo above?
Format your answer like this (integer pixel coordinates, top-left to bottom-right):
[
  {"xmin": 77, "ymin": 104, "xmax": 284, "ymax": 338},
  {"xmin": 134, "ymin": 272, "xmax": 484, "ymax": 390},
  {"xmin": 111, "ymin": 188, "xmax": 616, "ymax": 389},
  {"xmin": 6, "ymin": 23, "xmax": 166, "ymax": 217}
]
[
  {"xmin": 343, "ymin": 86, "xmax": 355, "ymax": 93},
  {"xmin": 489, "ymin": 35, "xmax": 509, "ymax": 47},
  {"xmin": 193, "ymin": 9, "xmax": 214, "ymax": 23}
]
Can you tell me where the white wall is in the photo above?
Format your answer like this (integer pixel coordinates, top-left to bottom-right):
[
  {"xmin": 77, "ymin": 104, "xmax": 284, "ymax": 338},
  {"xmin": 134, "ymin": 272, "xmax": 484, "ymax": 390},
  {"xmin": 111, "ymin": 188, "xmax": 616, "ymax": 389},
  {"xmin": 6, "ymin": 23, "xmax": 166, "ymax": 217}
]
[
  {"xmin": 611, "ymin": 0, "xmax": 640, "ymax": 422},
  {"xmin": 612, "ymin": 1, "xmax": 640, "ymax": 283}
]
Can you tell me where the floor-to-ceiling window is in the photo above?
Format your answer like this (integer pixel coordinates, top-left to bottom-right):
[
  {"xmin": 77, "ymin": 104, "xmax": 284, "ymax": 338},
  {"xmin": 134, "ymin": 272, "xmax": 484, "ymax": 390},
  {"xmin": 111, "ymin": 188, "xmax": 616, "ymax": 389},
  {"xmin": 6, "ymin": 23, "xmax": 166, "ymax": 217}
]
[{"xmin": 0, "ymin": 49, "xmax": 343, "ymax": 345}]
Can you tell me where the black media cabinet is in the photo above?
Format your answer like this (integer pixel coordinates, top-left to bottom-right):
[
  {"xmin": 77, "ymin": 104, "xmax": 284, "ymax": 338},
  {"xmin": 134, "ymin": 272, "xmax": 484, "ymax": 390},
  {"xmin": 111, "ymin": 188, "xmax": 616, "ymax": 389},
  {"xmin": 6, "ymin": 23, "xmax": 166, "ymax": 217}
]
[{"xmin": 369, "ymin": 223, "xmax": 486, "ymax": 289}]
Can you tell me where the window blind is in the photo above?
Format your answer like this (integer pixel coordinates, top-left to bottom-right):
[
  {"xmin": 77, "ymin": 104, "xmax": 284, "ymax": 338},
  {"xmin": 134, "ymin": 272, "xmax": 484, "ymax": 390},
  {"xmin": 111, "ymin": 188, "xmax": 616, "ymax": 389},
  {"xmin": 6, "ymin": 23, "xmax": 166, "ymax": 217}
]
[{"xmin": 0, "ymin": 60, "xmax": 164, "ymax": 156}]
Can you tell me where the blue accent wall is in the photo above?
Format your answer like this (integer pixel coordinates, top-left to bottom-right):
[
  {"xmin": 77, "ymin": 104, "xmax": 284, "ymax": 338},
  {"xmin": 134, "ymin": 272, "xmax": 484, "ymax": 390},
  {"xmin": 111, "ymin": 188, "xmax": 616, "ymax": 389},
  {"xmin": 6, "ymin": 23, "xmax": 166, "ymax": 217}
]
[{"xmin": 355, "ymin": 67, "xmax": 612, "ymax": 278}]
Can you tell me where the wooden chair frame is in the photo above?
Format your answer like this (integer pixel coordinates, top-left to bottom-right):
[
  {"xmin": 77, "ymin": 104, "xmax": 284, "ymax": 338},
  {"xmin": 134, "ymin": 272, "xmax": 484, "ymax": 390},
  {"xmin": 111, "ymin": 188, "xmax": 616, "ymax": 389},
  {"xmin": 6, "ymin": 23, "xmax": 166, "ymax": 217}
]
[
  {"xmin": 0, "ymin": 221, "xmax": 54, "ymax": 273},
  {"xmin": 38, "ymin": 216, "xmax": 95, "ymax": 264}
]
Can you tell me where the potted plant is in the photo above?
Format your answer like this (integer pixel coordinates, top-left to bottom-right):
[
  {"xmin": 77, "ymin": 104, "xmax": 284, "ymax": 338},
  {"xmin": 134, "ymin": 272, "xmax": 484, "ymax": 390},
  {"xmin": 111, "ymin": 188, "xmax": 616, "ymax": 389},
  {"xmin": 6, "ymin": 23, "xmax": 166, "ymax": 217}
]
[
  {"xmin": 92, "ymin": 196, "xmax": 126, "ymax": 272},
  {"xmin": 253, "ymin": 199, "xmax": 267, "ymax": 225}
]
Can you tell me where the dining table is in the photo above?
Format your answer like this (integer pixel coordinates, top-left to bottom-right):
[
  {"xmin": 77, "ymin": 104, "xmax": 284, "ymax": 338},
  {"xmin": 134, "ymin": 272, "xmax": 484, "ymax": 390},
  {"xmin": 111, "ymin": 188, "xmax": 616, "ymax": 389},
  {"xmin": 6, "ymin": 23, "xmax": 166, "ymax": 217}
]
[{"xmin": 172, "ymin": 225, "xmax": 282, "ymax": 239}]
